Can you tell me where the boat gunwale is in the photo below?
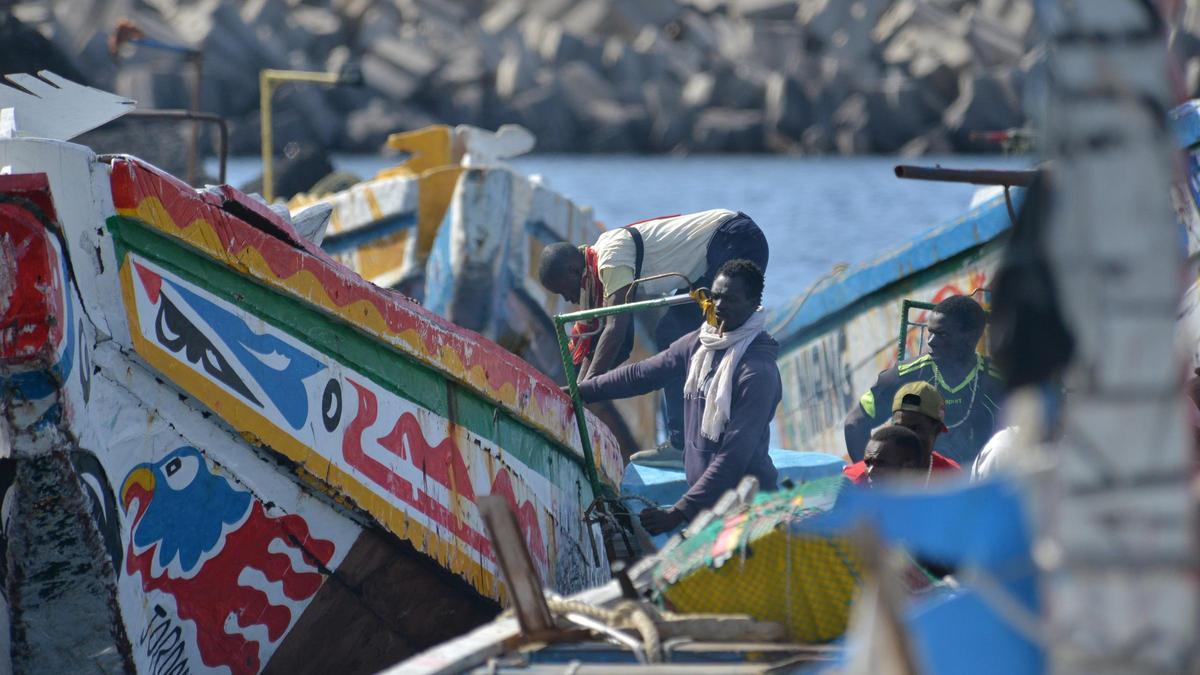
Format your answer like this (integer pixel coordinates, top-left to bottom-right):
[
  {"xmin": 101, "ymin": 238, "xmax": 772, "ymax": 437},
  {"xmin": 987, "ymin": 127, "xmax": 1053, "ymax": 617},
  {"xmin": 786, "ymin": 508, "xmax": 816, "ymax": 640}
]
[{"xmin": 104, "ymin": 154, "xmax": 624, "ymax": 488}]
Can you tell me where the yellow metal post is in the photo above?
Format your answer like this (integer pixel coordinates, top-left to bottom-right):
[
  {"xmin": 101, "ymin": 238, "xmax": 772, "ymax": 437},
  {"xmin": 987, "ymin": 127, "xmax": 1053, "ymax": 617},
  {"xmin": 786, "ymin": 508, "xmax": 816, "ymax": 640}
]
[{"xmin": 258, "ymin": 68, "xmax": 352, "ymax": 203}]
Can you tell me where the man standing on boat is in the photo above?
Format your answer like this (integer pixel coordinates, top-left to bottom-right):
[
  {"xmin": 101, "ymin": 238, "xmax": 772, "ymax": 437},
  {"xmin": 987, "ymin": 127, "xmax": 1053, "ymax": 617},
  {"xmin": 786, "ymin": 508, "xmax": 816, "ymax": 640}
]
[
  {"xmin": 538, "ymin": 209, "xmax": 769, "ymax": 467},
  {"xmin": 843, "ymin": 295, "xmax": 1004, "ymax": 466},
  {"xmin": 575, "ymin": 260, "xmax": 780, "ymax": 534}
]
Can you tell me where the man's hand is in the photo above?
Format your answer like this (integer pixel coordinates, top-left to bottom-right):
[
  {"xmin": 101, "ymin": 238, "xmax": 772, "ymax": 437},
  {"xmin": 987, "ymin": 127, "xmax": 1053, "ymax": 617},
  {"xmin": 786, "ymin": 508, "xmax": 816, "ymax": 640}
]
[{"xmin": 639, "ymin": 506, "xmax": 685, "ymax": 535}]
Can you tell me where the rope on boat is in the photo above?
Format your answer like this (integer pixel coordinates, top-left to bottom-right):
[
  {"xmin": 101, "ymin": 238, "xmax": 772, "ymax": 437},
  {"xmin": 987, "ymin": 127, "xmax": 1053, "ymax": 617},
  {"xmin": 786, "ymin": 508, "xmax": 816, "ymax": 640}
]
[
  {"xmin": 500, "ymin": 593, "xmax": 666, "ymax": 663},
  {"xmin": 545, "ymin": 596, "xmax": 664, "ymax": 663}
]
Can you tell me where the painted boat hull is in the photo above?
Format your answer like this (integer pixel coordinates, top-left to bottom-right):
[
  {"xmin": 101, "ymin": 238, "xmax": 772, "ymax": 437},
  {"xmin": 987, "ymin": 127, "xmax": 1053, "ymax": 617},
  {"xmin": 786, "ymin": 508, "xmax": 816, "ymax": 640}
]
[
  {"xmin": 774, "ymin": 100, "xmax": 1200, "ymax": 458},
  {"xmin": 0, "ymin": 138, "xmax": 623, "ymax": 673},
  {"xmin": 771, "ymin": 194, "xmax": 1012, "ymax": 457},
  {"xmin": 295, "ymin": 142, "xmax": 660, "ymax": 456}
]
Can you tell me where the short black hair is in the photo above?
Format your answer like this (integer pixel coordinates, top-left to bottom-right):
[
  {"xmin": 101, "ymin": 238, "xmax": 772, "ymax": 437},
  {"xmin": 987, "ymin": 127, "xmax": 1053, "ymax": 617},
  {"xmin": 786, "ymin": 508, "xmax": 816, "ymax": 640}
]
[
  {"xmin": 714, "ymin": 258, "xmax": 764, "ymax": 303},
  {"xmin": 932, "ymin": 295, "xmax": 986, "ymax": 336},
  {"xmin": 537, "ymin": 242, "xmax": 583, "ymax": 287},
  {"xmin": 870, "ymin": 425, "xmax": 924, "ymax": 457}
]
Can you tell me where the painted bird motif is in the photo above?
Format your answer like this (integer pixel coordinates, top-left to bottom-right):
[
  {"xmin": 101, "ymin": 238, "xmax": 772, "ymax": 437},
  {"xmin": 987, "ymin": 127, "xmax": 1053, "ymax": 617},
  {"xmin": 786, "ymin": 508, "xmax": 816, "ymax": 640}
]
[{"xmin": 121, "ymin": 447, "xmax": 336, "ymax": 675}]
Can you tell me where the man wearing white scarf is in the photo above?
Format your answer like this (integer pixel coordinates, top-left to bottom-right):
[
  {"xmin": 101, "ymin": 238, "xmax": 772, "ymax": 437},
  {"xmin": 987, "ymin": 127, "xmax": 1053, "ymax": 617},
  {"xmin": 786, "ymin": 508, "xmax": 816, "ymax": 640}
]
[{"xmin": 577, "ymin": 260, "xmax": 781, "ymax": 534}]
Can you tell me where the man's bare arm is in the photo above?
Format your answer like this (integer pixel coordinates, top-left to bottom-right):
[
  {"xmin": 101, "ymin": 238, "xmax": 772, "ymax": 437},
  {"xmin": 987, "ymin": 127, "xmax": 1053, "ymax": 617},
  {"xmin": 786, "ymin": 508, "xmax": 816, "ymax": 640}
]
[{"xmin": 586, "ymin": 283, "xmax": 633, "ymax": 378}]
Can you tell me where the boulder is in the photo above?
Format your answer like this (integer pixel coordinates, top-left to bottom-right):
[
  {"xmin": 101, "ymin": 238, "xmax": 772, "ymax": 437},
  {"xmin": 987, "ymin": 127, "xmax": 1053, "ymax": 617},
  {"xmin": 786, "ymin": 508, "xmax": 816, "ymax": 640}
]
[
  {"xmin": 509, "ymin": 82, "xmax": 580, "ymax": 151},
  {"xmin": 602, "ymin": 38, "xmax": 648, "ymax": 103},
  {"xmin": 965, "ymin": 10, "xmax": 1025, "ymax": 67},
  {"xmin": 708, "ymin": 15, "xmax": 754, "ymax": 63},
  {"xmin": 580, "ymin": 102, "xmax": 649, "ymax": 152},
  {"xmin": 710, "ymin": 63, "xmax": 768, "ymax": 111},
  {"xmin": 882, "ymin": 25, "xmax": 972, "ymax": 72},
  {"xmin": 800, "ymin": 0, "xmax": 890, "ymax": 51},
  {"xmin": 435, "ymin": 49, "xmax": 486, "ymax": 91},
  {"xmin": 681, "ymin": 72, "xmax": 716, "ymax": 111},
  {"xmin": 361, "ymin": 53, "xmax": 422, "ymax": 101},
  {"xmin": 495, "ymin": 46, "xmax": 539, "ymax": 101},
  {"xmin": 355, "ymin": 3, "xmax": 404, "ymax": 48},
  {"xmin": 437, "ymin": 82, "xmax": 487, "ymax": 127},
  {"xmin": 831, "ymin": 94, "xmax": 870, "ymax": 153},
  {"xmin": 942, "ymin": 69, "xmax": 1024, "ymax": 150},
  {"xmin": 678, "ymin": 11, "xmax": 718, "ymax": 54},
  {"xmin": 748, "ymin": 22, "xmax": 807, "ymax": 75},
  {"xmin": 289, "ymin": 6, "xmax": 345, "ymax": 56},
  {"xmin": 631, "ymin": 26, "xmax": 704, "ymax": 82},
  {"xmin": 370, "ymin": 36, "xmax": 440, "ymax": 82},
  {"xmin": 764, "ymin": 72, "xmax": 812, "ymax": 142},
  {"xmin": 0, "ymin": 12, "xmax": 90, "ymax": 86},
  {"xmin": 538, "ymin": 22, "xmax": 603, "ymax": 64},
  {"xmin": 908, "ymin": 53, "xmax": 960, "ymax": 106},
  {"xmin": 864, "ymin": 74, "xmax": 937, "ymax": 153},
  {"xmin": 480, "ymin": 0, "xmax": 525, "ymax": 35},
  {"xmin": 896, "ymin": 126, "xmax": 955, "ymax": 157},
  {"xmin": 642, "ymin": 79, "xmax": 691, "ymax": 151},
  {"xmin": 560, "ymin": 0, "xmax": 682, "ymax": 41},
  {"xmin": 872, "ymin": 0, "xmax": 918, "ymax": 43},
  {"xmin": 556, "ymin": 60, "xmax": 620, "ymax": 118},
  {"xmin": 729, "ymin": 0, "xmax": 798, "ymax": 21},
  {"xmin": 800, "ymin": 124, "xmax": 834, "ymax": 154},
  {"xmin": 560, "ymin": 0, "xmax": 611, "ymax": 38},
  {"xmin": 343, "ymin": 97, "xmax": 439, "ymax": 151},
  {"xmin": 691, "ymin": 108, "xmax": 765, "ymax": 152}
]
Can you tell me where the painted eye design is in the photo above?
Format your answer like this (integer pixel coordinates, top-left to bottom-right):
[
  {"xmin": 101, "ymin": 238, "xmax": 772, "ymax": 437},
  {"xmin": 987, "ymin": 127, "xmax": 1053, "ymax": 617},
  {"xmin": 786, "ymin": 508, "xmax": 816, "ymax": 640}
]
[{"xmin": 162, "ymin": 453, "xmax": 200, "ymax": 491}]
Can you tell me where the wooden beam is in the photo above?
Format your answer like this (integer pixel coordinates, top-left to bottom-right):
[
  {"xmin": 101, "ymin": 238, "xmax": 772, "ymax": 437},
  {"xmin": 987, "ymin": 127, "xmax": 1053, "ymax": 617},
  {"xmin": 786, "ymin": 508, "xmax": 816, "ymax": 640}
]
[{"xmin": 478, "ymin": 495, "xmax": 556, "ymax": 637}]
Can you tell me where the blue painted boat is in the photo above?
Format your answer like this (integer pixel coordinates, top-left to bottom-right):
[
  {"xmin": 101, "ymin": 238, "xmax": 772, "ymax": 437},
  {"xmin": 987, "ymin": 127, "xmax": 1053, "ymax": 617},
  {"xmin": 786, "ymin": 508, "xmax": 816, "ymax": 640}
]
[{"xmin": 771, "ymin": 99, "xmax": 1200, "ymax": 458}]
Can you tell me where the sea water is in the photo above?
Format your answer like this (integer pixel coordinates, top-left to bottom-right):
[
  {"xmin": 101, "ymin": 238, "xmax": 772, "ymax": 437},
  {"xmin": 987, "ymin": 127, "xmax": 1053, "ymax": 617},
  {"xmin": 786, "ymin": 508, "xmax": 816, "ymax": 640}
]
[{"xmin": 217, "ymin": 154, "xmax": 1028, "ymax": 309}]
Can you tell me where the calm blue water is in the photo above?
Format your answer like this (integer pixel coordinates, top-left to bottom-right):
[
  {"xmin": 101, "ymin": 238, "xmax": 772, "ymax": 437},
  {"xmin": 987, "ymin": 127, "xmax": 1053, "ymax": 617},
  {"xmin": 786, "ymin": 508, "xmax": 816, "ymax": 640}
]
[{"xmin": 217, "ymin": 154, "xmax": 1026, "ymax": 309}]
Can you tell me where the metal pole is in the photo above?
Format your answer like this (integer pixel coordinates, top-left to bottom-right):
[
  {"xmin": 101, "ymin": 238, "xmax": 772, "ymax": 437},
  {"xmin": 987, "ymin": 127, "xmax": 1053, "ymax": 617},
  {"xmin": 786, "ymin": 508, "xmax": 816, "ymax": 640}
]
[
  {"xmin": 123, "ymin": 110, "xmax": 228, "ymax": 183},
  {"xmin": 896, "ymin": 300, "xmax": 935, "ymax": 363},
  {"xmin": 553, "ymin": 292, "xmax": 695, "ymax": 498},
  {"xmin": 258, "ymin": 69, "xmax": 349, "ymax": 203},
  {"xmin": 259, "ymin": 71, "xmax": 274, "ymax": 202},
  {"xmin": 893, "ymin": 165, "xmax": 1037, "ymax": 187},
  {"xmin": 187, "ymin": 52, "xmax": 203, "ymax": 185}
]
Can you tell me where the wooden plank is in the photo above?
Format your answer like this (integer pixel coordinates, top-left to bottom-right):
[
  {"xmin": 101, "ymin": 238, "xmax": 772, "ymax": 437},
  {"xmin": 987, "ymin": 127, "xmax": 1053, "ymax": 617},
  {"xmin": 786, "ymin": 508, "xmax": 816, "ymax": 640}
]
[{"xmin": 478, "ymin": 495, "xmax": 556, "ymax": 637}]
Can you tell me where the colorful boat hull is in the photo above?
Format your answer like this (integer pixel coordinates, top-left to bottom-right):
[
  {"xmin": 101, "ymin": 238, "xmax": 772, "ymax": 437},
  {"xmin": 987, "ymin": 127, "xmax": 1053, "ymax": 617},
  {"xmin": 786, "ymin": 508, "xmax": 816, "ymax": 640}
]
[
  {"xmin": 0, "ymin": 135, "xmax": 623, "ymax": 672},
  {"xmin": 771, "ymin": 193, "xmax": 1013, "ymax": 457},
  {"xmin": 295, "ymin": 129, "xmax": 660, "ymax": 454}
]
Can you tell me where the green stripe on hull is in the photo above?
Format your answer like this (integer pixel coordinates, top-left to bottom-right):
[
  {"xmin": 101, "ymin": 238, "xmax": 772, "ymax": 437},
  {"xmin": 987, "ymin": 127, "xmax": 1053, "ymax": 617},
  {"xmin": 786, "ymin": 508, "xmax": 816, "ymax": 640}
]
[{"xmin": 106, "ymin": 215, "xmax": 588, "ymax": 490}]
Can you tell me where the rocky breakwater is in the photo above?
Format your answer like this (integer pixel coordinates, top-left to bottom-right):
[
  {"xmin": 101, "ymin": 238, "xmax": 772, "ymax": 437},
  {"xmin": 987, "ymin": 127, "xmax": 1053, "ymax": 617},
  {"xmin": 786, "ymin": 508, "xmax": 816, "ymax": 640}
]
[{"xmin": 12, "ymin": 0, "xmax": 1200, "ymax": 156}]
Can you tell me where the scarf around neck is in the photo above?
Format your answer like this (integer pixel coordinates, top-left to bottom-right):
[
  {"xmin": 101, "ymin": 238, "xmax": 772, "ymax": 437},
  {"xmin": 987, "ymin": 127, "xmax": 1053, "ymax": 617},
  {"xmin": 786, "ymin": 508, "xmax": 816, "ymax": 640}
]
[
  {"xmin": 567, "ymin": 247, "xmax": 604, "ymax": 365},
  {"xmin": 683, "ymin": 311, "xmax": 767, "ymax": 441}
]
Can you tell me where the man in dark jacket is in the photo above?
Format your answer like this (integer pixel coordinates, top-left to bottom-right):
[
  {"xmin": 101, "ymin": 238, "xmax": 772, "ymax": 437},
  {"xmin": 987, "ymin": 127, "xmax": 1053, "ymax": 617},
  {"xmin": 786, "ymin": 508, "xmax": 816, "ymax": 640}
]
[
  {"xmin": 578, "ymin": 259, "xmax": 781, "ymax": 534},
  {"xmin": 844, "ymin": 295, "xmax": 1004, "ymax": 465}
]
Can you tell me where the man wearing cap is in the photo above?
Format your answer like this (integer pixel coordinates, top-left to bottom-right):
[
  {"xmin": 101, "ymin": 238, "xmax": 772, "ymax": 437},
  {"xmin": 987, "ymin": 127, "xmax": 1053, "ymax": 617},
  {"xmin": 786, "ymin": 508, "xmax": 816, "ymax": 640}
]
[
  {"xmin": 843, "ymin": 382, "xmax": 961, "ymax": 484},
  {"xmin": 844, "ymin": 295, "xmax": 1004, "ymax": 465}
]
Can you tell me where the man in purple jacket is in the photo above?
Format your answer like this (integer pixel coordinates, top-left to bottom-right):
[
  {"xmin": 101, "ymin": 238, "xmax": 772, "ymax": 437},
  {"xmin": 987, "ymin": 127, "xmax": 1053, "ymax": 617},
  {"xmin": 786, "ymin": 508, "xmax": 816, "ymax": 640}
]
[{"xmin": 578, "ymin": 259, "xmax": 781, "ymax": 534}]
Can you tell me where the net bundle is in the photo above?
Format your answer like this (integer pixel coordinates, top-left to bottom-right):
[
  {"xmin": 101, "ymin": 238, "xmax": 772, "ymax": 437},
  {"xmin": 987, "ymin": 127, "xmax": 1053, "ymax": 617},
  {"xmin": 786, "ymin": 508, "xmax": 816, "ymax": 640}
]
[{"xmin": 648, "ymin": 476, "xmax": 927, "ymax": 643}]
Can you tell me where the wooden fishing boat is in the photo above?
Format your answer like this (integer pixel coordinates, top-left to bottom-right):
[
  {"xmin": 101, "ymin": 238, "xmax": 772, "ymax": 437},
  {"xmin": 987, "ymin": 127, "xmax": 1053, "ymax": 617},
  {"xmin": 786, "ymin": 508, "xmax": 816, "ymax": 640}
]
[
  {"xmin": 0, "ymin": 73, "xmax": 624, "ymax": 673},
  {"xmin": 288, "ymin": 125, "xmax": 660, "ymax": 455},
  {"xmin": 771, "ymin": 99, "xmax": 1200, "ymax": 458}
]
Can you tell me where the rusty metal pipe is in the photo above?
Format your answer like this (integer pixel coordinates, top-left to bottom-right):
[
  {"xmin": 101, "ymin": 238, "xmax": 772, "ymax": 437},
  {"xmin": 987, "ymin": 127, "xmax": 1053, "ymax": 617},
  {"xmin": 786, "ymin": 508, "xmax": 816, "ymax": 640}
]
[
  {"xmin": 123, "ymin": 109, "xmax": 228, "ymax": 184},
  {"xmin": 894, "ymin": 165, "xmax": 1037, "ymax": 187}
]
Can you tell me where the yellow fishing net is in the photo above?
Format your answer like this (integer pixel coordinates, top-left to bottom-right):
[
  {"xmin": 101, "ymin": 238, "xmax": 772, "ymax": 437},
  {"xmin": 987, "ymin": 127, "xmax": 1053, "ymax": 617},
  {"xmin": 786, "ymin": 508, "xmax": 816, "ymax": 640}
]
[{"xmin": 649, "ymin": 477, "xmax": 865, "ymax": 643}]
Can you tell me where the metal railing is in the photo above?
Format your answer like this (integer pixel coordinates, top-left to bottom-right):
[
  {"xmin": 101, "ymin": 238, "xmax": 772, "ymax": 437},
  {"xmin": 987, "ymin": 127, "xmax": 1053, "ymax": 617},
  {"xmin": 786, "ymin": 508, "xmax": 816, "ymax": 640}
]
[
  {"xmin": 552, "ymin": 292, "xmax": 696, "ymax": 497},
  {"xmin": 123, "ymin": 109, "xmax": 228, "ymax": 184}
]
